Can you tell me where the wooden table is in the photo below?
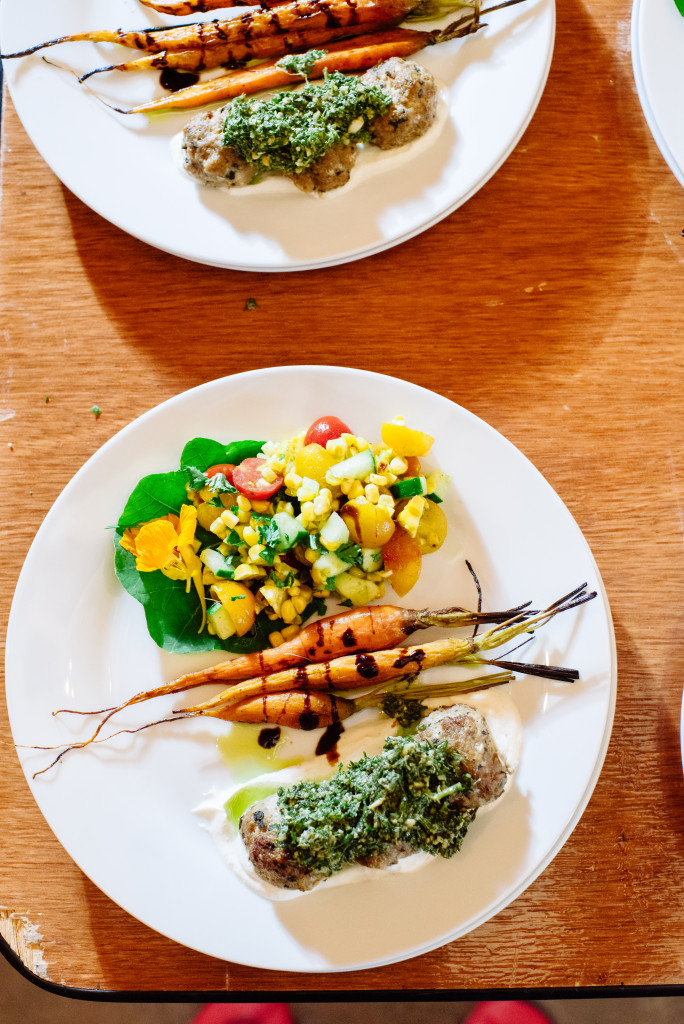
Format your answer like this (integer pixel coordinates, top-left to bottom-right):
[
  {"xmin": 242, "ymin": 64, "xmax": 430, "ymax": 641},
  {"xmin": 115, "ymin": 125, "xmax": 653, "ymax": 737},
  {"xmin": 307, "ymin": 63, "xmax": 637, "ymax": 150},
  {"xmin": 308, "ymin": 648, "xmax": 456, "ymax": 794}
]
[{"xmin": 3, "ymin": 0, "xmax": 684, "ymax": 998}]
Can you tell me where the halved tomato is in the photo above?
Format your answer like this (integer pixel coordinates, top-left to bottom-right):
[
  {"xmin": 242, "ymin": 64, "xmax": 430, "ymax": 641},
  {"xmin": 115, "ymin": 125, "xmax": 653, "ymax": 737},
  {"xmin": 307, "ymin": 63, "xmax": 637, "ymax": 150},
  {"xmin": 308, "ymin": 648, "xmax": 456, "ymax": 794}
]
[{"xmin": 232, "ymin": 458, "xmax": 283, "ymax": 499}]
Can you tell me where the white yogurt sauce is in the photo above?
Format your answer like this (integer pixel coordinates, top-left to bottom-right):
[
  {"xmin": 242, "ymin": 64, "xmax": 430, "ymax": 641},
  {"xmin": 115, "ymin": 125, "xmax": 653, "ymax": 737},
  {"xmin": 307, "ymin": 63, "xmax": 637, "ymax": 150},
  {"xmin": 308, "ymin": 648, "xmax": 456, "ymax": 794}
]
[
  {"xmin": 171, "ymin": 86, "xmax": 450, "ymax": 198},
  {"xmin": 194, "ymin": 688, "xmax": 523, "ymax": 902}
]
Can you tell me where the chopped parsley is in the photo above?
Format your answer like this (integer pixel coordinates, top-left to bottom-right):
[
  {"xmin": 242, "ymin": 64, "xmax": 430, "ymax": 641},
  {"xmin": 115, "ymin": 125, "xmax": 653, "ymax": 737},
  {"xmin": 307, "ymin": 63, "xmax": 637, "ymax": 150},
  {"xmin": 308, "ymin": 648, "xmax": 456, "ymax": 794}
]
[
  {"xmin": 275, "ymin": 735, "xmax": 475, "ymax": 877},
  {"xmin": 276, "ymin": 49, "xmax": 327, "ymax": 77},
  {"xmin": 222, "ymin": 71, "xmax": 391, "ymax": 178},
  {"xmin": 380, "ymin": 693, "xmax": 427, "ymax": 729}
]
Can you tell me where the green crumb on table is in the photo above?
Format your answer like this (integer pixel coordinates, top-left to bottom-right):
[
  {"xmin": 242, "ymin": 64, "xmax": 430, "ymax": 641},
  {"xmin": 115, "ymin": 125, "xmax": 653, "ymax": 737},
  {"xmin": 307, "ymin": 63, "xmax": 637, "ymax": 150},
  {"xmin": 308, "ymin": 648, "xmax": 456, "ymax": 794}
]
[
  {"xmin": 223, "ymin": 71, "xmax": 391, "ymax": 179},
  {"xmin": 274, "ymin": 735, "xmax": 475, "ymax": 877},
  {"xmin": 244, "ymin": 297, "xmax": 259, "ymax": 311},
  {"xmin": 44, "ymin": 396, "xmax": 50, "ymax": 403},
  {"xmin": 91, "ymin": 405, "xmax": 101, "ymax": 418}
]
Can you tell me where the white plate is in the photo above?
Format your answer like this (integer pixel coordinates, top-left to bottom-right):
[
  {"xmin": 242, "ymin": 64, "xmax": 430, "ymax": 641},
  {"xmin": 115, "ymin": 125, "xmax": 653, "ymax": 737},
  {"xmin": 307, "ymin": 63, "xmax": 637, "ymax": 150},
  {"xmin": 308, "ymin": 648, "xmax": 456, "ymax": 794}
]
[
  {"xmin": 632, "ymin": 0, "xmax": 684, "ymax": 187},
  {"xmin": 0, "ymin": 0, "xmax": 554, "ymax": 271},
  {"xmin": 6, "ymin": 366, "xmax": 616, "ymax": 973}
]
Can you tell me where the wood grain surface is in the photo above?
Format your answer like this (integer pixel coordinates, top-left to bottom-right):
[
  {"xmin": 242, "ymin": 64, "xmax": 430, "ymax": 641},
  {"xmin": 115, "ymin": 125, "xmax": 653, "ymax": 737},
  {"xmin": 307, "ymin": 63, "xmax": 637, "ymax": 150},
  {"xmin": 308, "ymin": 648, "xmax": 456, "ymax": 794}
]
[{"xmin": 3, "ymin": 0, "xmax": 684, "ymax": 996}]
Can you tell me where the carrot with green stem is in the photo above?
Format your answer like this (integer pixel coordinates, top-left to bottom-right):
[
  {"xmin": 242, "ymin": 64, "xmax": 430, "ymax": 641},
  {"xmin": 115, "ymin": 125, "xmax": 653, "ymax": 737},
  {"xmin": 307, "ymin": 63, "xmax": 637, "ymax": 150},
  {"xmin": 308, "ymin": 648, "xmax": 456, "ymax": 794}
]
[
  {"xmin": 28, "ymin": 670, "xmax": 515, "ymax": 776},
  {"xmin": 100, "ymin": 5, "xmax": 496, "ymax": 113},
  {"xmin": 80, "ymin": 24, "xmax": 412, "ymax": 85},
  {"xmin": 205, "ymin": 669, "xmax": 516, "ymax": 728},
  {"xmin": 0, "ymin": 0, "xmax": 410, "ymax": 59},
  {"xmin": 178, "ymin": 584, "xmax": 595, "ymax": 715},
  {"xmin": 54, "ymin": 597, "xmax": 533, "ymax": 723}
]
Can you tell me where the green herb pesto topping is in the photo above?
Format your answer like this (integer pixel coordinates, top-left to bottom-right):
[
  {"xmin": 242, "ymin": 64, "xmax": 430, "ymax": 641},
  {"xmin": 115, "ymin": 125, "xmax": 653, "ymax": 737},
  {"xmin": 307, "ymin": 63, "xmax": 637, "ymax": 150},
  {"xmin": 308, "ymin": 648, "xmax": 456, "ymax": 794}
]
[
  {"xmin": 276, "ymin": 49, "xmax": 327, "ymax": 77},
  {"xmin": 274, "ymin": 735, "xmax": 475, "ymax": 877},
  {"xmin": 222, "ymin": 71, "xmax": 391, "ymax": 178}
]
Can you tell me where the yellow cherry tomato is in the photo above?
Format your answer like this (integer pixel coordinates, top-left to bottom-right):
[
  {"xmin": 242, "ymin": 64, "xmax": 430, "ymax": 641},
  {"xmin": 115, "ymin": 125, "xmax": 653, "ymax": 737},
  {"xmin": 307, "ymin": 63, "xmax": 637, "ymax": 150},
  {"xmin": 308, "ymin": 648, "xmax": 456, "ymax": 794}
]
[
  {"xmin": 340, "ymin": 498, "xmax": 396, "ymax": 548},
  {"xmin": 294, "ymin": 443, "xmax": 336, "ymax": 485},
  {"xmin": 382, "ymin": 526, "xmax": 422, "ymax": 597},
  {"xmin": 210, "ymin": 580, "xmax": 256, "ymax": 636},
  {"xmin": 381, "ymin": 422, "xmax": 434, "ymax": 458},
  {"xmin": 396, "ymin": 497, "xmax": 447, "ymax": 554}
]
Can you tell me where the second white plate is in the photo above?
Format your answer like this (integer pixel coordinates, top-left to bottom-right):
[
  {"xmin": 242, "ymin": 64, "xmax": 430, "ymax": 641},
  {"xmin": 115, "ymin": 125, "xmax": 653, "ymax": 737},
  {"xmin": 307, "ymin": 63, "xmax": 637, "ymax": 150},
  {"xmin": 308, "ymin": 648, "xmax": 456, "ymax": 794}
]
[{"xmin": 1, "ymin": 0, "xmax": 554, "ymax": 270}]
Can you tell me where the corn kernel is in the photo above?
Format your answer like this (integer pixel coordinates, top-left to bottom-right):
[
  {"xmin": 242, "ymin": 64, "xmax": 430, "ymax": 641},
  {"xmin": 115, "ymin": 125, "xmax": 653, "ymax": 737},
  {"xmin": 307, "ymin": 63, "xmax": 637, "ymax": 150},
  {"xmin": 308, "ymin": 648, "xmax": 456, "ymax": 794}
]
[
  {"xmin": 281, "ymin": 598, "xmax": 296, "ymax": 623},
  {"xmin": 356, "ymin": 437, "xmax": 369, "ymax": 452},
  {"xmin": 234, "ymin": 563, "xmax": 265, "ymax": 581},
  {"xmin": 237, "ymin": 508, "xmax": 251, "ymax": 524},
  {"xmin": 378, "ymin": 493, "xmax": 395, "ymax": 513},
  {"xmin": 368, "ymin": 474, "xmax": 388, "ymax": 487},
  {"xmin": 243, "ymin": 525, "xmax": 260, "ymax": 547},
  {"xmin": 300, "ymin": 500, "xmax": 315, "ymax": 521},
  {"xmin": 218, "ymin": 542, "xmax": 230, "ymax": 556},
  {"xmin": 269, "ymin": 630, "xmax": 285, "ymax": 647},
  {"xmin": 248, "ymin": 544, "xmax": 267, "ymax": 562},
  {"xmin": 299, "ymin": 584, "xmax": 313, "ymax": 602},
  {"xmin": 237, "ymin": 494, "xmax": 251, "ymax": 512},
  {"xmin": 220, "ymin": 508, "xmax": 239, "ymax": 528},
  {"xmin": 292, "ymin": 595, "xmax": 308, "ymax": 614},
  {"xmin": 313, "ymin": 490, "xmax": 332, "ymax": 516},
  {"xmin": 304, "ymin": 548, "xmax": 318, "ymax": 563},
  {"xmin": 325, "ymin": 437, "xmax": 347, "ymax": 459},
  {"xmin": 281, "ymin": 624, "xmax": 300, "ymax": 641},
  {"xmin": 389, "ymin": 457, "xmax": 408, "ymax": 475},
  {"xmin": 348, "ymin": 480, "xmax": 364, "ymax": 500},
  {"xmin": 284, "ymin": 472, "xmax": 302, "ymax": 491},
  {"xmin": 364, "ymin": 484, "xmax": 380, "ymax": 503},
  {"xmin": 210, "ymin": 517, "xmax": 227, "ymax": 538},
  {"xmin": 250, "ymin": 499, "xmax": 271, "ymax": 514},
  {"xmin": 261, "ymin": 466, "xmax": 277, "ymax": 483}
]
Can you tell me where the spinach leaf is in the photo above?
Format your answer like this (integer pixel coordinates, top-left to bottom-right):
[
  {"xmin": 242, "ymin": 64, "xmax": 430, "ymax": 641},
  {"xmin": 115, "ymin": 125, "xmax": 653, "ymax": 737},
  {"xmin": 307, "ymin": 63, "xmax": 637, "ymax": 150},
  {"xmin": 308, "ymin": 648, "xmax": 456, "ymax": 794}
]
[
  {"xmin": 117, "ymin": 471, "xmax": 188, "ymax": 530},
  {"xmin": 114, "ymin": 532, "xmax": 326, "ymax": 655},
  {"xmin": 180, "ymin": 437, "xmax": 264, "ymax": 474}
]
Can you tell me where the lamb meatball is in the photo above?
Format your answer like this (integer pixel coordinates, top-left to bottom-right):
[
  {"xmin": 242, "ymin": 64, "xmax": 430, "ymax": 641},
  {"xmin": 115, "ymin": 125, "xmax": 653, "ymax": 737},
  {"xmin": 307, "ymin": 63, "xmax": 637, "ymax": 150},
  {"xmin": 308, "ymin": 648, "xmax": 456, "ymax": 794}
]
[
  {"xmin": 181, "ymin": 107, "xmax": 256, "ymax": 188},
  {"xmin": 418, "ymin": 703, "xmax": 508, "ymax": 809},
  {"xmin": 289, "ymin": 142, "xmax": 358, "ymax": 193},
  {"xmin": 361, "ymin": 57, "xmax": 438, "ymax": 150},
  {"xmin": 239, "ymin": 794, "xmax": 327, "ymax": 892},
  {"xmin": 239, "ymin": 703, "xmax": 508, "ymax": 892}
]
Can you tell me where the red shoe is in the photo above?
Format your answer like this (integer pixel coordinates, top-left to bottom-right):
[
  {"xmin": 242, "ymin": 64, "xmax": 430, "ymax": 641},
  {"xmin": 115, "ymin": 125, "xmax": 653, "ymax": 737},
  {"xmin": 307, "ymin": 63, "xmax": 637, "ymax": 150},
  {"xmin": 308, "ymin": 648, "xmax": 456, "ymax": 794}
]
[
  {"xmin": 190, "ymin": 1005, "xmax": 294, "ymax": 1024},
  {"xmin": 463, "ymin": 1003, "xmax": 554, "ymax": 1024}
]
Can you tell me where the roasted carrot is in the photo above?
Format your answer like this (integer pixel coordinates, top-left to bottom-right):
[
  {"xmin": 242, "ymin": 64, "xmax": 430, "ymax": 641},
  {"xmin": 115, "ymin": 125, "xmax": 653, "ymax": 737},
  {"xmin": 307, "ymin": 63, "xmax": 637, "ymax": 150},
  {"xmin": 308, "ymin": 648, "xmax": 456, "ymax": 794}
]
[
  {"xmin": 82, "ymin": 26, "xmax": 428, "ymax": 82},
  {"xmin": 207, "ymin": 670, "xmax": 514, "ymax": 728},
  {"xmin": 107, "ymin": 13, "xmax": 484, "ymax": 112},
  {"xmin": 138, "ymin": 0, "xmax": 290, "ymax": 12},
  {"xmin": 0, "ymin": 0, "xmax": 409, "ymax": 59},
  {"xmin": 179, "ymin": 585, "xmax": 595, "ymax": 714},
  {"xmin": 55, "ymin": 598, "xmax": 531, "ymax": 719},
  {"xmin": 29, "ymin": 670, "xmax": 515, "ymax": 776}
]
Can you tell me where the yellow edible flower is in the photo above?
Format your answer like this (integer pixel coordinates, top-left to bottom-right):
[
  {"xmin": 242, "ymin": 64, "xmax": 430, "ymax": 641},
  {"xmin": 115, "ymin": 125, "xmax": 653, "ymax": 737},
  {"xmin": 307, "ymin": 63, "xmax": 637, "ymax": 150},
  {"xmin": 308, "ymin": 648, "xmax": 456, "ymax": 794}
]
[{"xmin": 120, "ymin": 505, "xmax": 207, "ymax": 630}]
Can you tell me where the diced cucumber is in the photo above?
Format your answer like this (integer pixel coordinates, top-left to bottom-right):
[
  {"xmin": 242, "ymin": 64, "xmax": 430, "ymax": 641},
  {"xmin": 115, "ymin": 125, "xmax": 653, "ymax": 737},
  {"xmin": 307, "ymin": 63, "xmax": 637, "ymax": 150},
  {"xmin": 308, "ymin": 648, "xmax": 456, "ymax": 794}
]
[
  {"xmin": 318, "ymin": 511, "xmax": 350, "ymax": 551},
  {"xmin": 425, "ymin": 470, "xmax": 450, "ymax": 504},
  {"xmin": 207, "ymin": 600, "xmax": 236, "ymax": 640},
  {"xmin": 201, "ymin": 548, "xmax": 237, "ymax": 578},
  {"xmin": 391, "ymin": 476, "xmax": 427, "ymax": 499},
  {"xmin": 334, "ymin": 571, "xmax": 383, "ymax": 607},
  {"xmin": 312, "ymin": 550, "xmax": 353, "ymax": 584},
  {"xmin": 272, "ymin": 511, "xmax": 308, "ymax": 551},
  {"xmin": 327, "ymin": 448, "xmax": 376, "ymax": 482},
  {"xmin": 361, "ymin": 547, "xmax": 383, "ymax": 572}
]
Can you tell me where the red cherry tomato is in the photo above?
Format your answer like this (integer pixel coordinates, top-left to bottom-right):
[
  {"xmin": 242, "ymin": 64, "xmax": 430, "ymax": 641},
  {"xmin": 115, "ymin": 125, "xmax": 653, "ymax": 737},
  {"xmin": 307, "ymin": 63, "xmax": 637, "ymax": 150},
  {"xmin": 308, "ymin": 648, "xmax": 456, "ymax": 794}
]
[
  {"xmin": 232, "ymin": 458, "xmax": 284, "ymax": 499},
  {"xmin": 304, "ymin": 416, "xmax": 351, "ymax": 448},
  {"xmin": 205, "ymin": 463, "xmax": 235, "ymax": 482}
]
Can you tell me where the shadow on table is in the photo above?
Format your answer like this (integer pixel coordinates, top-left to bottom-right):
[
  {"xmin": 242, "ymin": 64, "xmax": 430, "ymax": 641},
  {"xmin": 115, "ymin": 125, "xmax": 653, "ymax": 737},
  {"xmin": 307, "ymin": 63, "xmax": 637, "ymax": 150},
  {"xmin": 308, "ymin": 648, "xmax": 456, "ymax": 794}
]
[{"xmin": 60, "ymin": 0, "xmax": 657, "ymax": 390}]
